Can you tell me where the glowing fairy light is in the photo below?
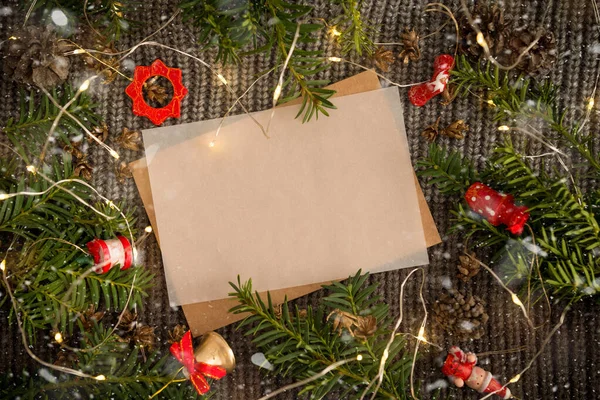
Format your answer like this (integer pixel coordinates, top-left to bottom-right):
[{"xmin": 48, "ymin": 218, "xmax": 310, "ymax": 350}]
[
  {"xmin": 329, "ymin": 26, "xmax": 341, "ymax": 37},
  {"xmin": 26, "ymin": 165, "xmax": 37, "ymax": 174},
  {"xmin": 216, "ymin": 74, "xmax": 228, "ymax": 85},
  {"xmin": 356, "ymin": 354, "xmax": 363, "ymax": 361},
  {"xmin": 511, "ymin": 293, "xmax": 524, "ymax": 307},
  {"xmin": 273, "ymin": 84, "xmax": 283, "ymax": 104},
  {"xmin": 209, "ymin": 141, "xmax": 216, "ymax": 148},
  {"xmin": 95, "ymin": 374, "xmax": 106, "ymax": 381},
  {"xmin": 0, "ymin": 260, "xmax": 5, "ymax": 271},
  {"xmin": 328, "ymin": 56, "xmax": 342, "ymax": 62},
  {"xmin": 8, "ymin": 36, "xmax": 17, "ymax": 40},
  {"xmin": 54, "ymin": 332, "xmax": 63, "ymax": 344},
  {"xmin": 0, "ymin": 194, "xmax": 8, "ymax": 200},
  {"xmin": 416, "ymin": 326, "xmax": 427, "ymax": 342},
  {"xmin": 109, "ymin": 149, "xmax": 120, "ymax": 159},
  {"xmin": 587, "ymin": 97, "xmax": 595, "ymax": 110},
  {"xmin": 498, "ymin": 125, "xmax": 510, "ymax": 131},
  {"xmin": 78, "ymin": 79, "xmax": 91, "ymax": 92},
  {"xmin": 486, "ymin": 99, "xmax": 496, "ymax": 107},
  {"xmin": 72, "ymin": 49, "xmax": 86, "ymax": 54},
  {"xmin": 144, "ymin": 226, "xmax": 153, "ymax": 233},
  {"xmin": 509, "ymin": 374, "xmax": 521, "ymax": 383},
  {"xmin": 476, "ymin": 32, "xmax": 486, "ymax": 46}
]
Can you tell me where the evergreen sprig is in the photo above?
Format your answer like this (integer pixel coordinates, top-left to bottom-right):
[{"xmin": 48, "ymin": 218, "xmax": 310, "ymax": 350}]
[
  {"xmin": 2, "ymin": 84, "xmax": 100, "ymax": 164},
  {"xmin": 0, "ymin": 322, "xmax": 206, "ymax": 400},
  {"xmin": 332, "ymin": 0, "xmax": 376, "ymax": 56},
  {"xmin": 180, "ymin": 0, "xmax": 336, "ymax": 122},
  {"xmin": 452, "ymin": 56, "xmax": 600, "ymax": 172},
  {"xmin": 229, "ymin": 271, "xmax": 415, "ymax": 399},
  {"xmin": 416, "ymin": 143, "xmax": 479, "ymax": 195}
]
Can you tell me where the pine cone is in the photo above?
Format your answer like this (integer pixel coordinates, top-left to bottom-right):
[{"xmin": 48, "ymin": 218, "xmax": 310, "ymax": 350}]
[
  {"xmin": 398, "ymin": 29, "xmax": 421, "ymax": 64},
  {"xmin": 168, "ymin": 324, "xmax": 188, "ymax": 344},
  {"xmin": 132, "ymin": 325, "xmax": 156, "ymax": 350},
  {"xmin": 508, "ymin": 30, "xmax": 556, "ymax": 75},
  {"xmin": 79, "ymin": 305, "xmax": 105, "ymax": 332},
  {"xmin": 373, "ymin": 46, "xmax": 396, "ymax": 72},
  {"xmin": 2, "ymin": 26, "xmax": 71, "ymax": 88},
  {"xmin": 354, "ymin": 315, "xmax": 377, "ymax": 339},
  {"xmin": 421, "ymin": 117, "xmax": 441, "ymax": 142},
  {"xmin": 115, "ymin": 161, "xmax": 132, "ymax": 184},
  {"xmin": 457, "ymin": 252, "xmax": 481, "ymax": 282},
  {"xmin": 441, "ymin": 120, "xmax": 468, "ymax": 140},
  {"xmin": 119, "ymin": 309, "xmax": 138, "ymax": 332},
  {"xmin": 116, "ymin": 127, "xmax": 142, "ymax": 151},
  {"xmin": 459, "ymin": 3, "xmax": 511, "ymax": 59},
  {"xmin": 432, "ymin": 288, "xmax": 489, "ymax": 341}
]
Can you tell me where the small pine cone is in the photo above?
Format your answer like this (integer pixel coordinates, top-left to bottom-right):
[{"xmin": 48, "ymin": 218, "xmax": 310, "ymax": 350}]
[
  {"xmin": 459, "ymin": 3, "xmax": 511, "ymax": 59},
  {"xmin": 432, "ymin": 288, "xmax": 489, "ymax": 341},
  {"xmin": 421, "ymin": 117, "xmax": 441, "ymax": 142},
  {"xmin": 398, "ymin": 28, "xmax": 421, "ymax": 64},
  {"xmin": 440, "ymin": 120, "xmax": 468, "ymax": 140},
  {"xmin": 457, "ymin": 252, "xmax": 481, "ymax": 282},
  {"xmin": 508, "ymin": 30, "xmax": 557, "ymax": 75},
  {"xmin": 2, "ymin": 26, "xmax": 71, "ymax": 88}
]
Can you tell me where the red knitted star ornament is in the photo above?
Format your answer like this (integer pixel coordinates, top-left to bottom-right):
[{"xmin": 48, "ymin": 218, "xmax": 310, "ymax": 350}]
[{"xmin": 125, "ymin": 59, "xmax": 188, "ymax": 125}]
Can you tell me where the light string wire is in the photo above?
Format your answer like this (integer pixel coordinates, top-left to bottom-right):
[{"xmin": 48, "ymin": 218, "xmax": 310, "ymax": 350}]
[
  {"xmin": 359, "ymin": 267, "xmax": 425, "ymax": 400},
  {"xmin": 267, "ymin": 23, "xmax": 301, "ymax": 136},
  {"xmin": 0, "ymin": 258, "xmax": 106, "ymax": 381},
  {"xmin": 256, "ymin": 356, "xmax": 364, "ymax": 400}
]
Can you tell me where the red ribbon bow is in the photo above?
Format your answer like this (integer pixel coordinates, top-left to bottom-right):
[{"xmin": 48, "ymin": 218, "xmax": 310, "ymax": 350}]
[{"xmin": 169, "ymin": 331, "xmax": 227, "ymax": 395}]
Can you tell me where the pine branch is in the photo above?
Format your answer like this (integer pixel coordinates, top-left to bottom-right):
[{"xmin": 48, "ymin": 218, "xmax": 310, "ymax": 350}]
[
  {"xmin": 332, "ymin": 0, "xmax": 376, "ymax": 56},
  {"xmin": 1, "ymin": 85, "xmax": 100, "ymax": 165},
  {"xmin": 416, "ymin": 143, "xmax": 479, "ymax": 195},
  {"xmin": 452, "ymin": 56, "xmax": 600, "ymax": 172},
  {"xmin": 229, "ymin": 271, "xmax": 414, "ymax": 399},
  {"xmin": 0, "ymin": 322, "xmax": 207, "ymax": 400}
]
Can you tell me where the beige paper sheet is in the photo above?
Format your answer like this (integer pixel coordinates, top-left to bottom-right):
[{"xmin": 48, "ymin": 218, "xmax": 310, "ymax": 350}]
[
  {"xmin": 142, "ymin": 86, "xmax": 428, "ymax": 307},
  {"xmin": 131, "ymin": 71, "xmax": 441, "ymax": 335}
]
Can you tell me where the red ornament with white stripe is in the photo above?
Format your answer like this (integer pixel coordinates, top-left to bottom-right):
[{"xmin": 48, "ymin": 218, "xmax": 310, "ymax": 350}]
[
  {"xmin": 86, "ymin": 236, "xmax": 133, "ymax": 274},
  {"xmin": 408, "ymin": 54, "xmax": 454, "ymax": 106},
  {"xmin": 464, "ymin": 182, "xmax": 529, "ymax": 235}
]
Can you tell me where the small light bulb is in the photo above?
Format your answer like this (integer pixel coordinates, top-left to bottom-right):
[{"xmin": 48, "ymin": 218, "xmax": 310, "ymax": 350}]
[
  {"xmin": 273, "ymin": 84, "xmax": 282, "ymax": 103},
  {"xmin": 0, "ymin": 193, "xmax": 8, "ymax": 200},
  {"xmin": 8, "ymin": 36, "xmax": 17, "ymax": 40},
  {"xmin": 79, "ymin": 79, "xmax": 91, "ymax": 92},
  {"xmin": 328, "ymin": 56, "xmax": 342, "ymax": 63},
  {"xmin": 144, "ymin": 226, "xmax": 153, "ymax": 233},
  {"xmin": 73, "ymin": 49, "xmax": 86, "ymax": 54},
  {"xmin": 217, "ymin": 74, "xmax": 228, "ymax": 85},
  {"xmin": 486, "ymin": 99, "xmax": 496, "ymax": 107},
  {"xmin": 497, "ymin": 125, "xmax": 510, "ymax": 131},
  {"xmin": 588, "ymin": 97, "xmax": 595, "ymax": 110},
  {"xmin": 417, "ymin": 326, "xmax": 427, "ymax": 342},
  {"xmin": 95, "ymin": 374, "xmax": 106, "ymax": 381},
  {"xmin": 54, "ymin": 332, "xmax": 63, "ymax": 344},
  {"xmin": 476, "ymin": 32, "xmax": 486, "ymax": 46},
  {"xmin": 356, "ymin": 354, "xmax": 363, "ymax": 361},
  {"xmin": 109, "ymin": 149, "xmax": 120, "ymax": 159},
  {"xmin": 330, "ymin": 27, "xmax": 341, "ymax": 37},
  {"xmin": 26, "ymin": 165, "xmax": 37, "ymax": 174},
  {"xmin": 0, "ymin": 260, "xmax": 5, "ymax": 271},
  {"xmin": 509, "ymin": 374, "xmax": 521, "ymax": 383},
  {"xmin": 511, "ymin": 293, "xmax": 523, "ymax": 307},
  {"xmin": 209, "ymin": 141, "xmax": 216, "ymax": 148}
]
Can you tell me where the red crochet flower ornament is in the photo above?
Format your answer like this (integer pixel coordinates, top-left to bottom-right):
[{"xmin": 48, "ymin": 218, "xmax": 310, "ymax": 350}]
[{"xmin": 125, "ymin": 59, "xmax": 188, "ymax": 125}]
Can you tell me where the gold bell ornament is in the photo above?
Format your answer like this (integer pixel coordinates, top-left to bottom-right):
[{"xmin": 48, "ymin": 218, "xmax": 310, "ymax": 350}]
[{"xmin": 194, "ymin": 331, "xmax": 236, "ymax": 373}]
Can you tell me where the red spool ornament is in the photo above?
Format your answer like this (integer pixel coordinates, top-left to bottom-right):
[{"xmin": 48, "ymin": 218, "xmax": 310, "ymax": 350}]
[
  {"xmin": 465, "ymin": 182, "xmax": 530, "ymax": 235},
  {"xmin": 86, "ymin": 236, "xmax": 133, "ymax": 274},
  {"xmin": 408, "ymin": 54, "xmax": 454, "ymax": 107},
  {"xmin": 125, "ymin": 59, "xmax": 188, "ymax": 125},
  {"xmin": 170, "ymin": 331, "xmax": 227, "ymax": 395},
  {"xmin": 442, "ymin": 346, "xmax": 512, "ymax": 399}
]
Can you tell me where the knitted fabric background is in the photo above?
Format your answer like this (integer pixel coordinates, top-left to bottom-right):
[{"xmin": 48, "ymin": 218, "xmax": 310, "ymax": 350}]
[{"xmin": 1, "ymin": 1, "xmax": 599, "ymax": 399}]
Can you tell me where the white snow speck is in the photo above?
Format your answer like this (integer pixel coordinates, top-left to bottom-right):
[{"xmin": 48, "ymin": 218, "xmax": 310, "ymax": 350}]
[
  {"xmin": 426, "ymin": 379, "xmax": 449, "ymax": 392},
  {"xmin": 251, "ymin": 352, "xmax": 274, "ymax": 370},
  {"xmin": 39, "ymin": 368, "xmax": 57, "ymax": 383},
  {"xmin": 0, "ymin": 6, "xmax": 12, "ymax": 16},
  {"xmin": 51, "ymin": 9, "xmax": 68, "ymax": 26}
]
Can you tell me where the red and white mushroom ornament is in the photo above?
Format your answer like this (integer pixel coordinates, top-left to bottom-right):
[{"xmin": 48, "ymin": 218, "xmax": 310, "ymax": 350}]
[
  {"xmin": 464, "ymin": 182, "xmax": 530, "ymax": 235},
  {"xmin": 86, "ymin": 236, "xmax": 133, "ymax": 274}
]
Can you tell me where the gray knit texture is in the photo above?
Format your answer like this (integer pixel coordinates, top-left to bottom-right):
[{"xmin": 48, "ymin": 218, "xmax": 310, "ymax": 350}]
[{"xmin": 1, "ymin": 1, "xmax": 599, "ymax": 399}]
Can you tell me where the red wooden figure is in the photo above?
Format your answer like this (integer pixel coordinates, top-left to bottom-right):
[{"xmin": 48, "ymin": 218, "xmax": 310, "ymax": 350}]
[
  {"xmin": 125, "ymin": 59, "xmax": 188, "ymax": 125},
  {"xmin": 442, "ymin": 346, "xmax": 512, "ymax": 399},
  {"xmin": 465, "ymin": 182, "xmax": 529, "ymax": 235},
  {"xmin": 170, "ymin": 331, "xmax": 227, "ymax": 395},
  {"xmin": 408, "ymin": 54, "xmax": 454, "ymax": 107},
  {"xmin": 86, "ymin": 236, "xmax": 133, "ymax": 274}
]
